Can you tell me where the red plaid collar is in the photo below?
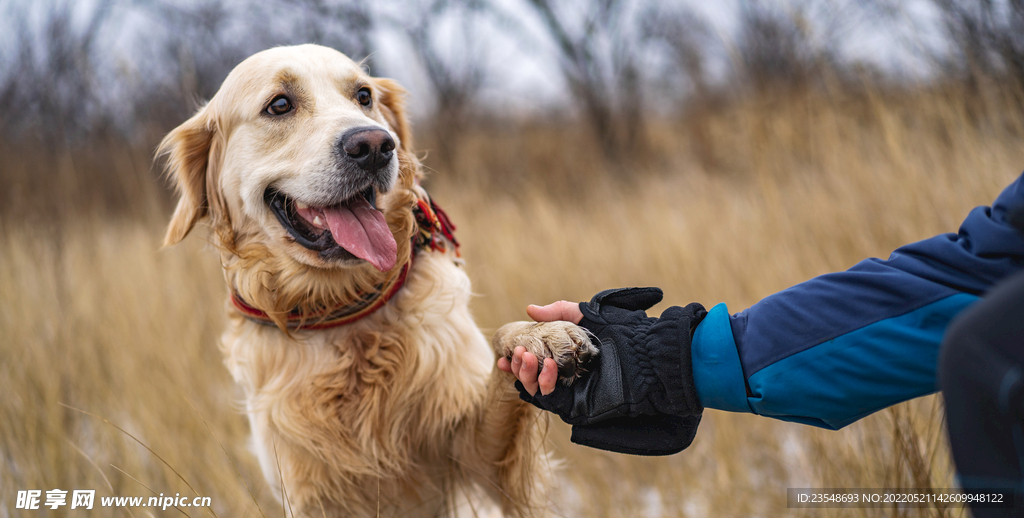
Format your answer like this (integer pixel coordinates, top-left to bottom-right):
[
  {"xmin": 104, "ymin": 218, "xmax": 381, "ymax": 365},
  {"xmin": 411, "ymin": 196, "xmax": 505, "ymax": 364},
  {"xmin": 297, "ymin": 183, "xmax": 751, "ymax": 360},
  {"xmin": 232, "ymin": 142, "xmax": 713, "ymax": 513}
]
[{"xmin": 231, "ymin": 194, "xmax": 457, "ymax": 330}]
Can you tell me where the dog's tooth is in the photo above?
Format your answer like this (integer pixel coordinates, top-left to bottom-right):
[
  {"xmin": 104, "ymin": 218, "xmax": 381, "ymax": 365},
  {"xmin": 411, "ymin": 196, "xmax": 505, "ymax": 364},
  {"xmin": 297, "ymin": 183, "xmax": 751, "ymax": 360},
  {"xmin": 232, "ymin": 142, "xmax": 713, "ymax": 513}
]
[
  {"xmin": 313, "ymin": 215, "xmax": 323, "ymax": 227},
  {"xmin": 296, "ymin": 201, "xmax": 309, "ymax": 210}
]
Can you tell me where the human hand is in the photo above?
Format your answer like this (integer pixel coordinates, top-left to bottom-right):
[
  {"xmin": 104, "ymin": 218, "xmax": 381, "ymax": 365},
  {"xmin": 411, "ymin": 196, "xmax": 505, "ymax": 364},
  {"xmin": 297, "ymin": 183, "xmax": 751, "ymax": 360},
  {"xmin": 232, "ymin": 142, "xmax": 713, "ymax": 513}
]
[{"xmin": 496, "ymin": 300, "xmax": 585, "ymax": 396}]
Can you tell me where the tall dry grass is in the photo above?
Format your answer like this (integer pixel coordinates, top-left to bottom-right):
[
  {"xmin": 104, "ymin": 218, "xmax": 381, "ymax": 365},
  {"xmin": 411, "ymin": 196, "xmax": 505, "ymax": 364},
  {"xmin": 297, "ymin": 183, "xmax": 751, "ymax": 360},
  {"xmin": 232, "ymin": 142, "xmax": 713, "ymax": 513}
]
[{"xmin": 2, "ymin": 82, "xmax": 1021, "ymax": 517}]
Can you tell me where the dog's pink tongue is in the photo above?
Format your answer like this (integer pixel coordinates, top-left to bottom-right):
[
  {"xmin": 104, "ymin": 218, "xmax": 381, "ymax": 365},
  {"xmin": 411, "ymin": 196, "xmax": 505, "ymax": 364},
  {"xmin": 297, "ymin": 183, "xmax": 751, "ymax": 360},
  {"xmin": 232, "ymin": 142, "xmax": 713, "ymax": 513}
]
[{"xmin": 323, "ymin": 199, "xmax": 397, "ymax": 272}]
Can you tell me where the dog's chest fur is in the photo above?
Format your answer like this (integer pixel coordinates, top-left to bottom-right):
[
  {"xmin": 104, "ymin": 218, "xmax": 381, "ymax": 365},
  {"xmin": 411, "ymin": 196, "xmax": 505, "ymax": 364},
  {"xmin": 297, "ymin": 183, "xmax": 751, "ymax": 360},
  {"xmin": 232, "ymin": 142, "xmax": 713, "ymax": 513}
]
[{"xmin": 220, "ymin": 252, "xmax": 496, "ymax": 516}]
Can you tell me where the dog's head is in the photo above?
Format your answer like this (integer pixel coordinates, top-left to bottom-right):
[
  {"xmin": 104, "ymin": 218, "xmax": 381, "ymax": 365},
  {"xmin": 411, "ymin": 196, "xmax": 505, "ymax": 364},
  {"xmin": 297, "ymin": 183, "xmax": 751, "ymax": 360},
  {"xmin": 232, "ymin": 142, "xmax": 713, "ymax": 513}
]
[
  {"xmin": 161, "ymin": 44, "xmax": 418, "ymax": 276},
  {"xmin": 160, "ymin": 45, "xmax": 424, "ymax": 319}
]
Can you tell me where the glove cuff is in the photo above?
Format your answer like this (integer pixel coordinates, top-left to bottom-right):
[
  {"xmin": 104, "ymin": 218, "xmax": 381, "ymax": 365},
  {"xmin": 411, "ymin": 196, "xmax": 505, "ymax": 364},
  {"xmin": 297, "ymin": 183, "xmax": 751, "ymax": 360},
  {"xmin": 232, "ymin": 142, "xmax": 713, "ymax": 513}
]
[
  {"xmin": 570, "ymin": 414, "xmax": 702, "ymax": 456},
  {"xmin": 648, "ymin": 303, "xmax": 708, "ymax": 415}
]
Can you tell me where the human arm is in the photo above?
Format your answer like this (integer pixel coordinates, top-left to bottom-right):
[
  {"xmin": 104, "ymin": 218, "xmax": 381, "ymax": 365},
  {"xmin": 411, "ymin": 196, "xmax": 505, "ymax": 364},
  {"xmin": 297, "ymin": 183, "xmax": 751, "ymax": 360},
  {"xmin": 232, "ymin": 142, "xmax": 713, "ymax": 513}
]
[
  {"xmin": 692, "ymin": 171, "xmax": 1024, "ymax": 428},
  {"xmin": 504, "ymin": 171, "xmax": 1024, "ymax": 431}
]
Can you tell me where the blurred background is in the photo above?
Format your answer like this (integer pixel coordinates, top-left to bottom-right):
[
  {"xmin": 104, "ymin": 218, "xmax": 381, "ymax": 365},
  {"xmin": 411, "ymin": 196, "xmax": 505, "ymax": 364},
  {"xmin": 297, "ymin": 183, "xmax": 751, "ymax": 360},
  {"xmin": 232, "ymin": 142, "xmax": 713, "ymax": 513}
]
[{"xmin": 2, "ymin": 0, "xmax": 1022, "ymax": 516}]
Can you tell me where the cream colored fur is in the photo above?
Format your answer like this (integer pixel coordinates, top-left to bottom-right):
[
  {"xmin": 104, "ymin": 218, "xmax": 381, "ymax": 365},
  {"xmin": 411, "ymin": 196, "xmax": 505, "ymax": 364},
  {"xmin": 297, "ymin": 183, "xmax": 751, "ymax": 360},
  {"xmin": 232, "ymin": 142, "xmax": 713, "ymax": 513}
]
[{"xmin": 160, "ymin": 44, "xmax": 591, "ymax": 517}]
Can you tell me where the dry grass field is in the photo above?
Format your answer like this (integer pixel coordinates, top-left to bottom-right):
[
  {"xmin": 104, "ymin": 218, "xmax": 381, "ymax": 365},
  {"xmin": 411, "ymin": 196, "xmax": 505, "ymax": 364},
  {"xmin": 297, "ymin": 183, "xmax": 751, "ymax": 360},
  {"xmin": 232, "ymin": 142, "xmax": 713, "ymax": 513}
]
[{"xmin": 2, "ymin": 82, "xmax": 1022, "ymax": 517}]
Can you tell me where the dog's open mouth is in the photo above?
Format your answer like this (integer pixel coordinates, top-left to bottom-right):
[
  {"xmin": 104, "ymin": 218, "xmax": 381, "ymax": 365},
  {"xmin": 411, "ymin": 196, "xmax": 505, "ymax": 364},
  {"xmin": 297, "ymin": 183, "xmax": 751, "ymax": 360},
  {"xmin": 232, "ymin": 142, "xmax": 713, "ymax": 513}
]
[{"xmin": 265, "ymin": 186, "xmax": 397, "ymax": 272}]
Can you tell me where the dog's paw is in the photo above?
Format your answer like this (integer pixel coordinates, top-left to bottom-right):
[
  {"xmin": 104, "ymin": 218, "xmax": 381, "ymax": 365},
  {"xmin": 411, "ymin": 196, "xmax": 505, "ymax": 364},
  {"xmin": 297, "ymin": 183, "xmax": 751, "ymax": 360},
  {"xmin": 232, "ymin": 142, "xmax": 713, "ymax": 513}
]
[{"xmin": 492, "ymin": 321, "xmax": 598, "ymax": 384}]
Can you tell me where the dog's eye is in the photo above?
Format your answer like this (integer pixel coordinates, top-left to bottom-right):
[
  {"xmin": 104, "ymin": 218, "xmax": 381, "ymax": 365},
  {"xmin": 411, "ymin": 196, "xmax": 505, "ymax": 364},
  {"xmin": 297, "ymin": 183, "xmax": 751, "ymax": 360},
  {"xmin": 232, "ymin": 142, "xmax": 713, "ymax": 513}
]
[
  {"xmin": 267, "ymin": 96, "xmax": 292, "ymax": 115},
  {"xmin": 356, "ymin": 88, "xmax": 372, "ymax": 107}
]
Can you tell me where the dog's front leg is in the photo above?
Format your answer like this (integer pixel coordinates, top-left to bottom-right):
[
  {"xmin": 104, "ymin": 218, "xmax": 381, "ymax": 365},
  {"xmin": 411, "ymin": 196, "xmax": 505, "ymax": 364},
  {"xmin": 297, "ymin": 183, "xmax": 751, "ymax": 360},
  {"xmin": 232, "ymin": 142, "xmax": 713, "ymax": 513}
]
[
  {"xmin": 455, "ymin": 322, "xmax": 595, "ymax": 517},
  {"xmin": 455, "ymin": 368, "xmax": 551, "ymax": 518}
]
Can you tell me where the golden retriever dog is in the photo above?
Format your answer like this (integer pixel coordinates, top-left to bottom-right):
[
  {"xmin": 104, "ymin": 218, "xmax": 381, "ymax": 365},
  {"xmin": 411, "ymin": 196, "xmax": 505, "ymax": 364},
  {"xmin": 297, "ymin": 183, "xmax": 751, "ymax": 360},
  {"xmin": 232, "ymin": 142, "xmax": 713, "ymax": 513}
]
[{"xmin": 160, "ymin": 44, "xmax": 596, "ymax": 517}]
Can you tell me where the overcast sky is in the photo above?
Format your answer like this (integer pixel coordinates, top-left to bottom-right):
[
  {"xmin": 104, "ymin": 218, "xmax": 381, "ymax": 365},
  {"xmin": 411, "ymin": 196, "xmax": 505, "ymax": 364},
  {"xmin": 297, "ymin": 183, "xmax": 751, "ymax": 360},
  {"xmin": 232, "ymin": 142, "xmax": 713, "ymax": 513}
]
[
  {"xmin": 373, "ymin": 0, "xmax": 948, "ymax": 117},
  {"xmin": 1, "ymin": 0, "xmax": 953, "ymax": 124}
]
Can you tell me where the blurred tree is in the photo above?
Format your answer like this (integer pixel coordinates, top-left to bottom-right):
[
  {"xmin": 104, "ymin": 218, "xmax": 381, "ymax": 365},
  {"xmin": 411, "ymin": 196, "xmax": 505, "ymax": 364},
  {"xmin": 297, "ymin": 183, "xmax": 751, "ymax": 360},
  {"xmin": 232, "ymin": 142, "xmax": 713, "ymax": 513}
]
[
  {"xmin": 522, "ymin": 0, "xmax": 649, "ymax": 163},
  {"xmin": 134, "ymin": 0, "xmax": 375, "ymax": 133},
  {"xmin": 0, "ymin": 0, "xmax": 114, "ymax": 141},
  {"xmin": 734, "ymin": 1, "xmax": 830, "ymax": 94},
  {"xmin": 638, "ymin": 4, "xmax": 721, "ymax": 170},
  {"xmin": 731, "ymin": 0, "xmax": 883, "ymax": 96},
  {"xmin": 382, "ymin": 0, "xmax": 490, "ymax": 167},
  {"xmin": 134, "ymin": 0, "xmax": 255, "ymax": 131},
  {"xmin": 931, "ymin": 0, "xmax": 1024, "ymax": 91},
  {"xmin": 285, "ymin": 0, "xmax": 374, "ymax": 59},
  {"xmin": 0, "ymin": 0, "xmax": 377, "ymax": 140},
  {"xmin": 640, "ymin": 6, "xmax": 714, "ymax": 104}
]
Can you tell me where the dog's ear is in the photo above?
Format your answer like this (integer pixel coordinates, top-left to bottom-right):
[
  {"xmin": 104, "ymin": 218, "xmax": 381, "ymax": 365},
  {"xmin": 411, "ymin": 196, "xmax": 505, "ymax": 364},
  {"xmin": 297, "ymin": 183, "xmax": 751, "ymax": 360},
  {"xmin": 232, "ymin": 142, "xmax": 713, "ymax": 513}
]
[
  {"xmin": 158, "ymin": 105, "xmax": 227, "ymax": 246},
  {"xmin": 374, "ymin": 77, "xmax": 412, "ymax": 153}
]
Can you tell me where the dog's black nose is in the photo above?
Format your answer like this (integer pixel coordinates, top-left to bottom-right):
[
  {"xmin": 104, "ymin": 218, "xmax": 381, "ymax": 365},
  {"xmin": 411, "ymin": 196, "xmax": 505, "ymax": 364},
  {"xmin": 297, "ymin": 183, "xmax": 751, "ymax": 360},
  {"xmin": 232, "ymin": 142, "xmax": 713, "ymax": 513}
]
[{"xmin": 339, "ymin": 127, "xmax": 395, "ymax": 173}]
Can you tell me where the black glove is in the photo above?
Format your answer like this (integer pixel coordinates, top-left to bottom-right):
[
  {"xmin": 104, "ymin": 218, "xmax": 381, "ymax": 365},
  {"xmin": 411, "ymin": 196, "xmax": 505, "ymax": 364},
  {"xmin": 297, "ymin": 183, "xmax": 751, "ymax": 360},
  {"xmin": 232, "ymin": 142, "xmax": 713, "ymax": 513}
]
[
  {"xmin": 569, "ymin": 413, "xmax": 702, "ymax": 456},
  {"xmin": 516, "ymin": 287, "xmax": 707, "ymax": 455}
]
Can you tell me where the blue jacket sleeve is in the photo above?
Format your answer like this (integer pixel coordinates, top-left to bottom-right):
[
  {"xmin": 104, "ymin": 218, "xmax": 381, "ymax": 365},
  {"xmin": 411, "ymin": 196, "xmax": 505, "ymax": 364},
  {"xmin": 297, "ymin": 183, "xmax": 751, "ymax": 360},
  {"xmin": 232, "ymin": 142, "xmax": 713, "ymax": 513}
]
[{"xmin": 691, "ymin": 172, "xmax": 1024, "ymax": 429}]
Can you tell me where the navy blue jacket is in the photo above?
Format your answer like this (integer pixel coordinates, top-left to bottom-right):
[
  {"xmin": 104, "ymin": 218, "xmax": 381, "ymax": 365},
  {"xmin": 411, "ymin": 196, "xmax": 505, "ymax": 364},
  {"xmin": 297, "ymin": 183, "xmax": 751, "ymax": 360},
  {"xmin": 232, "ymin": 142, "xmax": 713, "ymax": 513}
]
[{"xmin": 691, "ymin": 172, "xmax": 1024, "ymax": 429}]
